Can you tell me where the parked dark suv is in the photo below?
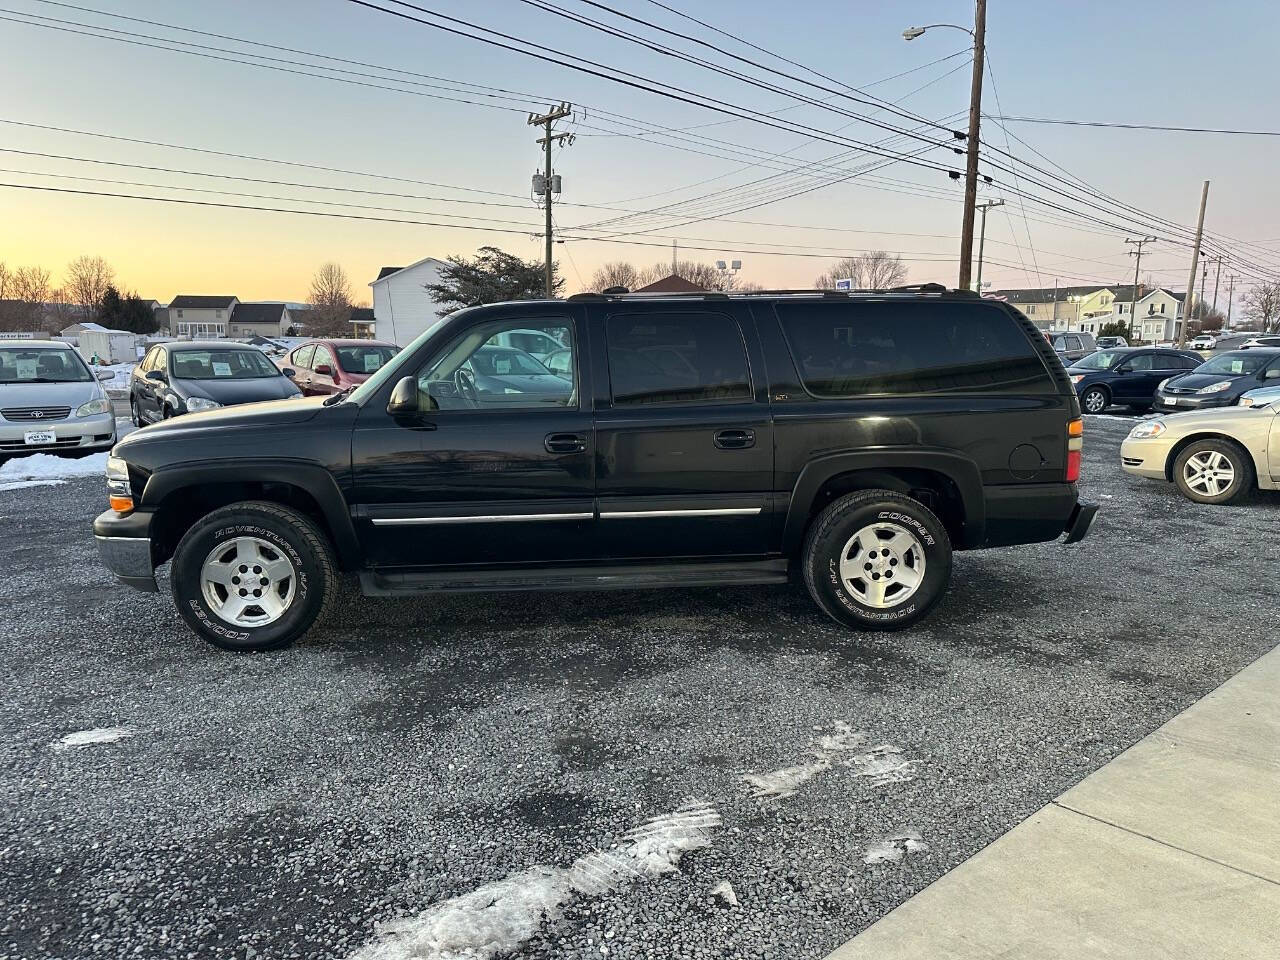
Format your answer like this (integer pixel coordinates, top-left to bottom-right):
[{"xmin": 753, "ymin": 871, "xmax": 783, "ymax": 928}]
[{"xmin": 94, "ymin": 286, "xmax": 1096, "ymax": 651}]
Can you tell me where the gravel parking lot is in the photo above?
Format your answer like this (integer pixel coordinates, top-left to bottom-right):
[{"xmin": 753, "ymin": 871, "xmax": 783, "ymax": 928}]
[{"xmin": 2, "ymin": 415, "xmax": 1277, "ymax": 960}]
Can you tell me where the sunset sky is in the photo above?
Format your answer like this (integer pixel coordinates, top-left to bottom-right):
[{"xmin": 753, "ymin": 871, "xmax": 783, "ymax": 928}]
[{"xmin": 2, "ymin": 0, "xmax": 1278, "ymax": 304}]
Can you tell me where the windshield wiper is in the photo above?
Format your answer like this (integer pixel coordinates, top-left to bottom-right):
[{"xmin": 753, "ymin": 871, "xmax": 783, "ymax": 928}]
[{"xmin": 323, "ymin": 386, "xmax": 356, "ymax": 406}]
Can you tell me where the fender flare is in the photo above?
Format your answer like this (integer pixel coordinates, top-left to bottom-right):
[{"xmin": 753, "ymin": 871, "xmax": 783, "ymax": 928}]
[
  {"xmin": 141, "ymin": 459, "xmax": 361, "ymax": 567},
  {"xmin": 782, "ymin": 448, "xmax": 987, "ymax": 553}
]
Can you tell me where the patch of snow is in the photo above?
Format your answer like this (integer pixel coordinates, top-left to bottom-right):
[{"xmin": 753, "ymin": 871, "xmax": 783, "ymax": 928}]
[
  {"xmin": 0, "ymin": 452, "xmax": 107, "ymax": 491},
  {"xmin": 349, "ymin": 802, "xmax": 720, "ymax": 960},
  {"xmin": 863, "ymin": 830, "xmax": 929, "ymax": 865},
  {"xmin": 710, "ymin": 880, "xmax": 738, "ymax": 907},
  {"xmin": 52, "ymin": 726, "xmax": 134, "ymax": 751},
  {"xmin": 746, "ymin": 722, "xmax": 920, "ymax": 799}
]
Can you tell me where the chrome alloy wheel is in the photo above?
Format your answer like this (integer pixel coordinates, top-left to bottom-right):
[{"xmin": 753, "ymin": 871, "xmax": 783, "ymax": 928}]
[
  {"xmin": 837, "ymin": 522, "xmax": 927, "ymax": 609},
  {"xmin": 1182, "ymin": 449, "xmax": 1236, "ymax": 497},
  {"xmin": 200, "ymin": 536, "xmax": 297, "ymax": 627}
]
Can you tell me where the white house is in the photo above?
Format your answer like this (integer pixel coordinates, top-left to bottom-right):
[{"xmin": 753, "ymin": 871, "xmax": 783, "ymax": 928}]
[
  {"xmin": 369, "ymin": 258, "xmax": 450, "ymax": 347},
  {"xmin": 169, "ymin": 295, "xmax": 239, "ymax": 338}
]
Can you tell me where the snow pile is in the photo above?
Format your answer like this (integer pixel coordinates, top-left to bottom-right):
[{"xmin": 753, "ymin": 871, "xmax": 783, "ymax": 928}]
[
  {"xmin": 52, "ymin": 726, "xmax": 134, "ymax": 751},
  {"xmin": 863, "ymin": 830, "xmax": 930, "ymax": 865},
  {"xmin": 0, "ymin": 452, "xmax": 107, "ymax": 491},
  {"xmin": 745, "ymin": 721, "xmax": 921, "ymax": 799},
  {"xmin": 349, "ymin": 802, "xmax": 720, "ymax": 960}
]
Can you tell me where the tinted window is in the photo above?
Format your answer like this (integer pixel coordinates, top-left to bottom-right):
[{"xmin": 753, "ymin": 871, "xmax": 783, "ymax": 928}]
[
  {"xmin": 778, "ymin": 301, "xmax": 1052, "ymax": 396},
  {"xmin": 606, "ymin": 312, "xmax": 751, "ymax": 406},
  {"xmin": 1063, "ymin": 336, "xmax": 1083, "ymax": 352},
  {"xmin": 1125, "ymin": 354, "xmax": 1155, "ymax": 371}
]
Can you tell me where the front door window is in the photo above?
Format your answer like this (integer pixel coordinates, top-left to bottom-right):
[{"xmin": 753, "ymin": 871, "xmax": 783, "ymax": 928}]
[{"xmin": 417, "ymin": 320, "xmax": 576, "ymax": 411}]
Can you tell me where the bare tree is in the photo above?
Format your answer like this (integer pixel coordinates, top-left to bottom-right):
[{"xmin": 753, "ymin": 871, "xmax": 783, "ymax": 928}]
[
  {"xmin": 588, "ymin": 261, "xmax": 643, "ymax": 292},
  {"xmin": 0, "ymin": 261, "xmax": 9, "ymax": 301},
  {"xmin": 306, "ymin": 262, "xmax": 354, "ymax": 336},
  {"xmin": 64, "ymin": 255, "xmax": 115, "ymax": 321},
  {"xmin": 1241, "ymin": 282, "xmax": 1280, "ymax": 334},
  {"xmin": 814, "ymin": 251, "xmax": 908, "ymax": 290},
  {"xmin": 0, "ymin": 265, "xmax": 52, "ymax": 331}
]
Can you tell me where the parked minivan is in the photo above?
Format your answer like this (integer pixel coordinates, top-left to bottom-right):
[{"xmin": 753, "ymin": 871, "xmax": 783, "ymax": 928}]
[{"xmin": 0, "ymin": 340, "xmax": 116, "ymax": 456}]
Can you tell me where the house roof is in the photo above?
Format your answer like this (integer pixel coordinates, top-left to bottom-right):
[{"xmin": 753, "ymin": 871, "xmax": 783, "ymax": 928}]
[
  {"xmin": 987, "ymin": 284, "xmax": 1110, "ymax": 303},
  {"xmin": 634, "ymin": 274, "xmax": 707, "ymax": 293},
  {"xmin": 169, "ymin": 295, "xmax": 237, "ymax": 309},
  {"xmin": 370, "ymin": 256, "xmax": 450, "ymax": 286},
  {"xmin": 349, "ymin": 307, "xmax": 375, "ymax": 322},
  {"xmin": 233, "ymin": 302, "xmax": 288, "ymax": 324}
]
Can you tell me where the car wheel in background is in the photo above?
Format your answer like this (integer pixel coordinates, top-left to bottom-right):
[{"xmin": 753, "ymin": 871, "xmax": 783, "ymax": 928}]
[
  {"xmin": 1081, "ymin": 386, "xmax": 1110, "ymax": 414},
  {"xmin": 169, "ymin": 501, "xmax": 337, "ymax": 651},
  {"xmin": 1172, "ymin": 439, "xmax": 1254, "ymax": 505},
  {"xmin": 130, "ymin": 397, "xmax": 141, "ymax": 426},
  {"xmin": 802, "ymin": 489, "xmax": 953, "ymax": 631}
]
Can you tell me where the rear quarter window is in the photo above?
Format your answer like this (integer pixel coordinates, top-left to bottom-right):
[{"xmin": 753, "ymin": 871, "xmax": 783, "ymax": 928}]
[{"xmin": 776, "ymin": 300, "xmax": 1054, "ymax": 396}]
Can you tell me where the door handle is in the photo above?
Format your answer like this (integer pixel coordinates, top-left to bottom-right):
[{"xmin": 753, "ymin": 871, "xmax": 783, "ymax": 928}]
[
  {"xmin": 545, "ymin": 432, "xmax": 587, "ymax": 454},
  {"xmin": 714, "ymin": 428, "xmax": 755, "ymax": 449}
]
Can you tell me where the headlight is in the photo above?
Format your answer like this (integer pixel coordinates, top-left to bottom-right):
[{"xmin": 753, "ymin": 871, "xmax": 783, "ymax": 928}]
[
  {"xmin": 1196, "ymin": 380, "xmax": 1233, "ymax": 394},
  {"xmin": 1070, "ymin": 374, "xmax": 1084, "ymax": 384},
  {"xmin": 76, "ymin": 397, "xmax": 111, "ymax": 417},
  {"xmin": 1127, "ymin": 420, "xmax": 1167, "ymax": 440},
  {"xmin": 1240, "ymin": 396, "xmax": 1257, "ymax": 407},
  {"xmin": 105, "ymin": 456, "xmax": 133, "ymax": 512},
  {"xmin": 1157, "ymin": 378, "xmax": 1171, "ymax": 391},
  {"xmin": 185, "ymin": 397, "xmax": 222, "ymax": 413}
]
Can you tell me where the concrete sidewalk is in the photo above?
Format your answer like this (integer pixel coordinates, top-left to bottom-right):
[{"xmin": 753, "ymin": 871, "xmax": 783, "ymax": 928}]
[{"xmin": 826, "ymin": 645, "xmax": 1280, "ymax": 960}]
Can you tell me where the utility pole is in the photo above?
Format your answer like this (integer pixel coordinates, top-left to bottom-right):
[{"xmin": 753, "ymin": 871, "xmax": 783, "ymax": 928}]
[
  {"xmin": 973, "ymin": 198, "xmax": 1004, "ymax": 292},
  {"xmin": 528, "ymin": 102, "xmax": 573, "ymax": 298},
  {"xmin": 1226, "ymin": 274, "xmax": 1237, "ymax": 328},
  {"xmin": 1125, "ymin": 236, "xmax": 1157, "ymax": 344},
  {"xmin": 1211, "ymin": 255, "xmax": 1223, "ymax": 316},
  {"xmin": 1178, "ymin": 180, "xmax": 1210, "ymax": 348},
  {"xmin": 956, "ymin": 0, "xmax": 987, "ymax": 292},
  {"xmin": 1198, "ymin": 261, "xmax": 1209, "ymax": 332}
]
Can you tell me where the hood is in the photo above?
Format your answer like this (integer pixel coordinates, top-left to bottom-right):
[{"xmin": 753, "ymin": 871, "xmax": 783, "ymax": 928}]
[
  {"xmin": 0, "ymin": 379, "xmax": 102, "ymax": 410},
  {"xmin": 120, "ymin": 395, "xmax": 328, "ymax": 447},
  {"xmin": 174, "ymin": 375, "xmax": 301, "ymax": 405},
  {"xmin": 1156, "ymin": 404, "xmax": 1274, "ymax": 433},
  {"xmin": 1165, "ymin": 372, "xmax": 1252, "ymax": 391}
]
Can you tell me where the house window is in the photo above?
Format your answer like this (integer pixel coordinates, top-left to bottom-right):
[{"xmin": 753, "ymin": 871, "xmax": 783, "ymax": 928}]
[
  {"xmin": 1027, "ymin": 304, "xmax": 1036, "ymax": 314},
  {"xmin": 1160, "ymin": 303, "xmax": 1166, "ymax": 314},
  {"xmin": 216, "ymin": 310, "xmax": 223, "ymax": 318},
  {"xmin": 177, "ymin": 309, "xmax": 184, "ymax": 318}
]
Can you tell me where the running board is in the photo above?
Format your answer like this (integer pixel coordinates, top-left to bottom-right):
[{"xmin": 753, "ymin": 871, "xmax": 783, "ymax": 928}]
[{"xmin": 359, "ymin": 559, "xmax": 790, "ymax": 596}]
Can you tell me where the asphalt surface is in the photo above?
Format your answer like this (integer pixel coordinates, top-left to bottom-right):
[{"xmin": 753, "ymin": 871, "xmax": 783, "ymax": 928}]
[{"xmin": 1, "ymin": 414, "xmax": 1278, "ymax": 960}]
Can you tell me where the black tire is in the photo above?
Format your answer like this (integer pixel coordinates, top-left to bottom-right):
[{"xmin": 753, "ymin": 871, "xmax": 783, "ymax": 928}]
[
  {"xmin": 1172, "ymin": 438, "xmax": 1254, "ymax": 505},
  {"xmin": 169, "ymin": 501, "xmax": 337, "ymax": 652},
  {"xmin": 802, "ymin": 489, "xmax": 953, "ymax": 631},
  {"xmin": 1080, "ymin": 385, "xmax": 1110, "ymax": 414}
]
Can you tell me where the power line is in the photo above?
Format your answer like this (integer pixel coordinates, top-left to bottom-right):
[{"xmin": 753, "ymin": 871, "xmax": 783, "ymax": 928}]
[{"xmin": 993, "ymin": 115, "xmax": 1280, "ymax": 136}]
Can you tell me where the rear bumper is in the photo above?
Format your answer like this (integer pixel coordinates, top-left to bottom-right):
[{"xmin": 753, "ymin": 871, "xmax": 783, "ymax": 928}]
[
  {"xmin": 980, "ymin": 482, "xmax": 1094, "ymax": 547},
  {"xmin": 1062, "ymin": 500, "xmax": 1098, "ymax": 544},
  {"xmin": 93, "ymin": 508, "xmax": 157, "ymax": 592}
]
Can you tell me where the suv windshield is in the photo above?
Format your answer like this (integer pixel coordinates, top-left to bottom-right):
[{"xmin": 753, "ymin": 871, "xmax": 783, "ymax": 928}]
[
  {"xmin": 0, "ymin": 346, "xmax": 91, "ymax": 383},
  {"xmin": 1073, "ymin": 351, "xmax": 1123, "ymax": 370},
  {"xmin": 1195, "ymin": 352, "xmax": 1269, "ymax": 376},
  {"xmin": 170, "ymin": 349, "xmax": 280, "ymax": 380},
  {"xmin": 336, "ymin": 345, "xmax": 397, "ymax": 374}
]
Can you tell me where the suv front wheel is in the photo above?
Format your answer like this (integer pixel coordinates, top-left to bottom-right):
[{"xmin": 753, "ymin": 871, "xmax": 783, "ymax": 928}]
[
  {"xmin": 802, "ymin": 490, "xmax": 953, "ymax": 631},
  {"xmin": 170, "ymin": 501, "xmax": 337, "ymax": 651}
]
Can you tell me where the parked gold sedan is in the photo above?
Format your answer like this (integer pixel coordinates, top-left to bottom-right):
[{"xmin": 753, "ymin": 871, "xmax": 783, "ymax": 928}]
[{"xmin": 1121, "ymin": 399, "xmax": 1280, "ymax": 504}]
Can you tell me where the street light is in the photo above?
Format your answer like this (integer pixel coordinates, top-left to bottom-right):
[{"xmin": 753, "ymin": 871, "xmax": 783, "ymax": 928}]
[{"xmin": 902, "ymin": 3, "xmax": 986, "ymax": 292}]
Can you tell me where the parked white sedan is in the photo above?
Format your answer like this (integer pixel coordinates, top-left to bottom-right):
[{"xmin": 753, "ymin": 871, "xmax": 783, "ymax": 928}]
[{"xmin": 1121, "ymin": 398, "xmax": 1280, "ymax": 504}]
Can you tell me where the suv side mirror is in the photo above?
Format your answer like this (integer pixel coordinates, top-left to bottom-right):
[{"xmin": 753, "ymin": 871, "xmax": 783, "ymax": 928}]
[
  {"xmin": 146, "ymin": 369, "xmax": 167, "ymax": 382},
  {"xmin": 387, "ymin": 376, "xmax": 418, "ymax": 415},
  {"xmin": 281, "ymin": 368, "xmax": 296, "ymax": 379}
]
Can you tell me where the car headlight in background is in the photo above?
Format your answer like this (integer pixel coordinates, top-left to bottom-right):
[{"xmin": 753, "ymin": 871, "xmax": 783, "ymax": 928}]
[
  {"xmin": 1070, "ymin": 374, "xmax": 1084, "ymax": 384},
  {"xmin": 1157, "ymin": 378, "xmax": 1171, "ymax": 391},
  {"xmin": 105, "ymin": 455, "xmax": 133, "ymax": 512},
  {"xmin": 185, "ymin": 397, "xmax": 222, "ymax": 413},
  {"xmin": 1195, "ymin": 380, "xmax": 1233, "ymax": 395},
  {"xmin": 75, "ymin": 397, "xmax": 111, "ymax": 417},
  {"xmin": 1127, "ymin": 420, "xmax": 1167, "ymax": 440}
]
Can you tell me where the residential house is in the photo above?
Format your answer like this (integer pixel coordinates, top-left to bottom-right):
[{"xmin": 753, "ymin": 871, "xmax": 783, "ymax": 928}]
[
  {"xmin": 229, "ymin": 302, "xmax": 292, "ymax": 338},
  {"xmin": 348, "ymin": 306, "xmax": 375, "ymax": 339},
  {"xmin": 634, "ymin": 274, "xmax": 707, "ymax": 293},
  {"xmin": 988, "ymin": 285, "xmax": 1117, "ymax": 330},
  {"xmin": 169, "ymin": 295, "xmax": 239, "ymax": 338},
  {"xmin": 369, "ymin": 258, "xmax": 450, "ymax": 347}
]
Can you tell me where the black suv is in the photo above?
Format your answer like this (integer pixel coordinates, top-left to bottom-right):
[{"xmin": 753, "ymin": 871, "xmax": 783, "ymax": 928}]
[{"xmin": 94, "ymin": 286, "xmax": 1096, "ymax": 651}]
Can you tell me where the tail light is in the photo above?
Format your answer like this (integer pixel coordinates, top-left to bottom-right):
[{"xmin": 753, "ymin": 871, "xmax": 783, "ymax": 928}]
[{"xmin": 1066, "ymin": 418, "xmax": 1083, "ymax": 483}]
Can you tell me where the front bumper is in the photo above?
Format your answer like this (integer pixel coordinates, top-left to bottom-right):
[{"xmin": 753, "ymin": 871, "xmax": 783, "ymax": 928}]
[
  {"xmin": 1153, "ymin": 393, "xmax": 1231, "ymax": 413},
  {"xmin": 0, "ymin": 412, "xmax": 116, "ymax": 454},
  {"xmin": 93, "ymin": 508, "xmax": 157, "ymax": 592},
  {"xmin": 1120, "ymin": 437, "xmax": 1170, "ymax": 480}
]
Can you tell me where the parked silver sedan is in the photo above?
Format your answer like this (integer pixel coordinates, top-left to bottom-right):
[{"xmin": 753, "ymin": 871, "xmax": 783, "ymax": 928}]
[
  {"xmin": 0, "ymin": 341, "xmax": 116, "ymax": 456},
  {"xmin": 1121, "ymin": 398, "xmax": 1280, "ymax": 504}
]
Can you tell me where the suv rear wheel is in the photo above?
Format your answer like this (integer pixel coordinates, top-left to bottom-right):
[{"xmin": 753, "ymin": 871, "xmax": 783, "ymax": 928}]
[
  {"xmin": 170, "ymin": 501, "xmax": 337, "ymax": 651},
  {"xmin": 1172, "ymin": 438, "xmax": 1254, "ymax": 505},
  {"xmin": 802, "ymin": 490, "xmax": 953, "ymax": 631}
]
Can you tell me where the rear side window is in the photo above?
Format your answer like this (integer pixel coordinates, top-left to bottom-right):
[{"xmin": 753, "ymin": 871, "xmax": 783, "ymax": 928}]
[
  {"xmin": 777, "ymin": 301, "xmax": 1053, "ymax": 396},
  {"xmin": 605, "ymin": 312, "xmax": 752, "ymax": 405}
]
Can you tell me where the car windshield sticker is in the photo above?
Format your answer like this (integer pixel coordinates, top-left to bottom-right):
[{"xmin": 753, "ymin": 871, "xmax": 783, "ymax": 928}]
[
  {"xmin": 1231, "ymin": 361, "xmax": 1244, "ymax": 374},
  {"xmin": 16, "ymin": 358, "xmax": 37, "ymax": 379},
  {"xmin": 212, "ymin": 361, "xmax": 233, "ymax": 376},
  {"xmin": 364, "ymin": 354, "xmax": 382, "ymax": 372}
]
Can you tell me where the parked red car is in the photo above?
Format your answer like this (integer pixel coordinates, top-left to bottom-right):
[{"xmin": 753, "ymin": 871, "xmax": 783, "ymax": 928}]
[{"xmin": 281, "ymin": 339, "xmax": 398, "ymax": 396}]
